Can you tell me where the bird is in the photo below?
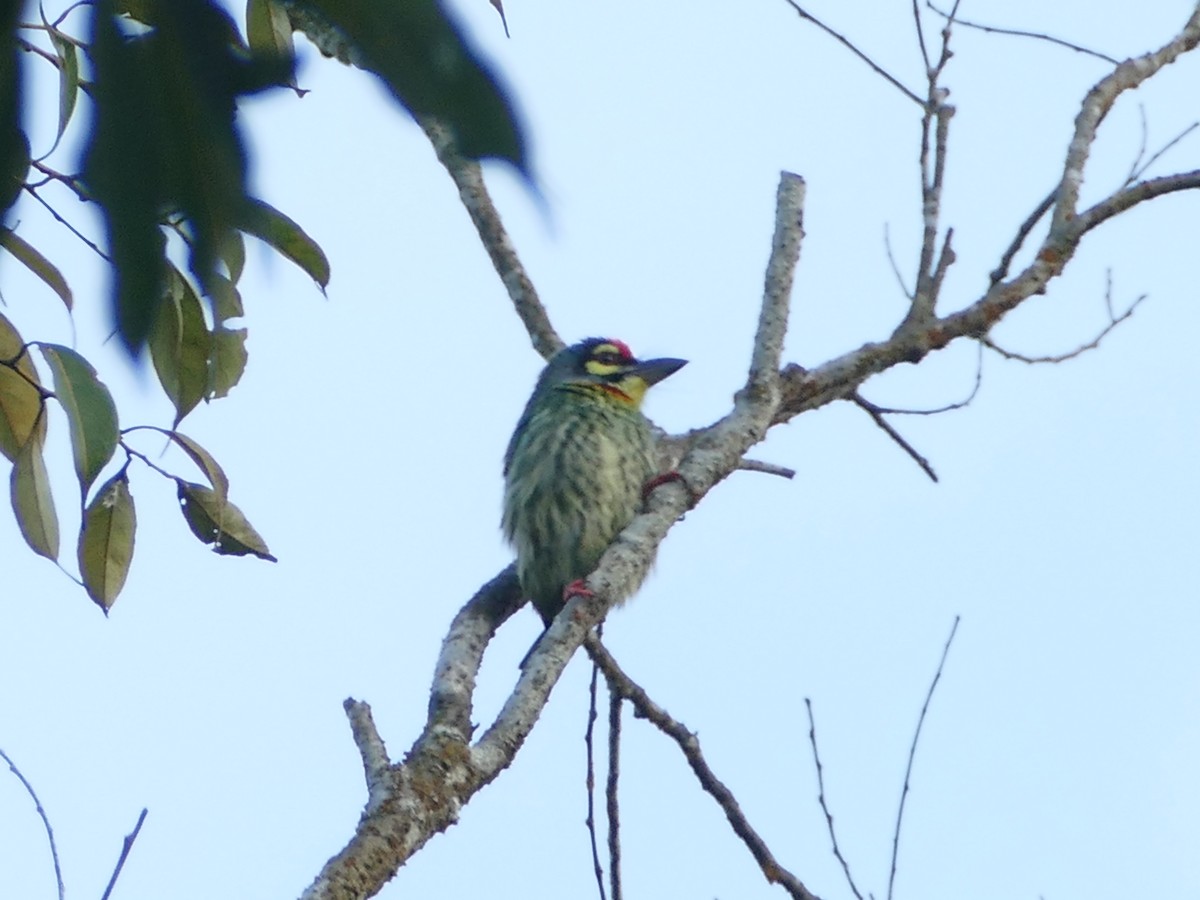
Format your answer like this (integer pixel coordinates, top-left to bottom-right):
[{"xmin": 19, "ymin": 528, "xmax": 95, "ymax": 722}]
[{"xmin": 502, "ymin": 337, "xmax": 687, "ymax": 631}]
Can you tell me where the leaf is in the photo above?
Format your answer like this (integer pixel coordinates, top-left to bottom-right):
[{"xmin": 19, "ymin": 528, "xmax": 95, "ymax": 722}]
[
  {"xmin": 0, "ymin": 226, "xmax": 73, "ymax": 310},
  {"xmin": 40, "ymin": 344, "xmax": 119, "ymax": 497},
  {"xmin": 0, "ymin": 4, "xmax": 24, "ymax": 219},
  {"xmin": 11, "ymin": 434, "xmax": 58, "ymax": 560},
  {"xmin": 164, "ymin": 430, "xmax": 229, "ymax": 499},
  {"xmin": 208, "ymin": 326, "xmax": 248, "ymax": 399},
  {"xmin": 177, "ymin": 481, "xmax": 275, "ymax": 561},
  {"xmin": 0, "ymin": 312, "xmax": 46, "ymax": 462},
  {"xmin": 41, "ymin": 7, "xmax": 80, "ymax": 155},
  {"xmin": 207, "ymin": 271, "xmax": 243, "ymax": 323},
  {"xmin": 237, "ymin": 198, "xmax": 330, "ymax": 291},
  {"xmin": 246, "ymin": 0, "xmax": 304, "ymax": 95},
  {"xmin": 293, "ymin": 0, "xmax": 527, "ymax": 174},
  {"xmin": 78, "ymin": 472, "xmax": 136, "ymax": 612},
  {"xmin": 84, "ymin": 0, "xmax": 291, "ymax": 352},
  {"xmin": 149, "ymin": 268, "xmax": 211, "ymax": 425},
  {"xmin": 218, "ymin": 229, "xmax": 245, "ymax": 284}
]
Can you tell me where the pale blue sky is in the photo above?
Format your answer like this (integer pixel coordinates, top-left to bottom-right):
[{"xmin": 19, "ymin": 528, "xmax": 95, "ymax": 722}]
[{"xmin": 2, "ymin": 2, "xmax": 1197, "ymax": 899}]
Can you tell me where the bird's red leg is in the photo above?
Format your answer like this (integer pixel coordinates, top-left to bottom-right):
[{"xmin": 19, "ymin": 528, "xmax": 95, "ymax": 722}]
[{"xmin": 562, "ymin": 578, "xmax": 594, "ymax": 602}]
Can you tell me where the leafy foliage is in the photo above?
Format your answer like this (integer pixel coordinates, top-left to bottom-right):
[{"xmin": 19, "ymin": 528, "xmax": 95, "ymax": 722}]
[{"xmin": 1, "ymin": 0, "xmax": 527, "ymax": 610}]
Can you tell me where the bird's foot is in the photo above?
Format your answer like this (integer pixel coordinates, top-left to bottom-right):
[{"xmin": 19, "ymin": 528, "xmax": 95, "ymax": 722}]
[{"xmin": 562, "ymin": 578, "xmax": 594, "ymax": 602}]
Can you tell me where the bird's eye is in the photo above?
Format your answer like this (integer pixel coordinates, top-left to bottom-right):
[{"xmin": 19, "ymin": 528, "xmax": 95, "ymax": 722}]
[{"xmin": 593, "ymin": 352, "xmax": 623, "ymax": 366}]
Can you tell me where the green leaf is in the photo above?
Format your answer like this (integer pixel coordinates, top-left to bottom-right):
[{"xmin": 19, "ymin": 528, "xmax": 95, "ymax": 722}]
[
  {"xmin": 84, "ymin": 0, "xmax": 291, "ymax": 352},
  {"xmin": 218, "ymin": 229, "xmax": 245, "ymax": 284},
  {"xmin": 11, "ymin": 434, "xmax": 58, "ymax": 560},
  {"xmin": 237, "ymin": 198, "xmax": 330, "ymax": 291},
  {"xmin": 149, "ymin": 268, "xmax": 211, "ymax": 425},
  {"xmin": 164, "ymin": 430, "xmax": 229, "ymax": 499},
  {"xmin": 177, "ymin": 481, "xmax": 275, "ymax": 561},
  {"xmin": 207, "ymin": 271, "xmax": 244, "ymax": 323},
  {"xmin": 291, "ymin": 0, "xmax": 527, "ymax": 174},
  {"xmin": 247, "ymin": 0, "xmax": 304, "ymax": 95},
  {"xmin": 41, "ymin": 7, "xmax": 80, "ymax": 155},
  {"xmin": 0, "ymin": 226, "xmax": 73, "ymax": 310},
  {"xmin": 208, "ymin": 326, "xmax": 247, "ymax": 399},
  {"xmin": 0, "ymin": 313, "xmax": 46, "ymax": 462},
  {"xmin": 78, "ymin": 472, "xmax": 136, "ymax": 612},
  {"xmin": 40, "ymin": 344, "xmax": 119, "ymax": 498},
  {"xmin": 0, "ymin": 4, "xmax": 24, "ymax": 219}
]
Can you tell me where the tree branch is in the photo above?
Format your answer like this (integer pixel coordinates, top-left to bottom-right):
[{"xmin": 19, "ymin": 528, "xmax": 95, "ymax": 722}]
[
  {"xmin": 587, "ymin": 637, "xmax": 822, "ymax": 900},
  {"xmin": 420, "ymin": 119, "xmax": 563, "ymax": 361}
]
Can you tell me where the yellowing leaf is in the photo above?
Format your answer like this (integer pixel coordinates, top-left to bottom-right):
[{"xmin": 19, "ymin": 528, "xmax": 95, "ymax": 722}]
[
  {"xmin": 79, "ymin": 472, "xmax": 136, "ymax": 612},
  {"xmin": 11, "ymin": 435, "xmax": 58, "ymax": 560},
  {"xmin": 40, "ymin": 344, "xmax": 120, "ymax": 497},
  {"xmin": 0, "ymin": 312, "xmax": 46, "ymax": 462}
]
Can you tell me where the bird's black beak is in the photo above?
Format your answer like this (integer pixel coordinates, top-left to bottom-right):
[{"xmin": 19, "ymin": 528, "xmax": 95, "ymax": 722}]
[{"xmin": 632, "ymin": 357, "xmax": 688, "ymax": 386}]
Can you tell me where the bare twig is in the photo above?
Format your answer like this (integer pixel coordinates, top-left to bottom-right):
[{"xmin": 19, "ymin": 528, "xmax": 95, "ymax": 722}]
[
  {"xmin": 781, "ymin": 1, "xmax": 923, "ymax": 106},
  {"xmin": 1123, "ymin": 104, "xmax": 1151, "ymax": 187},
  {"xmin": 419, "ymin": 119, "xmax": 563, "ymax": 361},
  {"xmin": 804, "ymin": 700, "xmax": 865, "ymax": 900},
  {"xmin": 606, "ymin": 683, "xmax": 624, "ymax": 900},
  {"xmin": 344, "ymin": 700, "xmax": 391, "ymax": 811},
  {"xmin": 586, "ymin": 636, "xmax": 822, "ymax": 900},
  {"xmin": 99, "ymin": 808, "xmax": 148, "ymax": 900},
  {"xmin": 883, "ymin": 223, "xmax": 915, "ymax": 300},
  {"xmin": 984, "ymin": 284, "xmax": 1148, "ymax": 364},
  {"xmin": 0, "ymin": 747, "xmax": 64, "ymax": 900},
  {"xmin": 737, "ymin": 458, "xmax": 796, "ymax": 479},
  {"xmin": 1130, "ymin": 121, "xmax": 1200, "ymax": 183},
  {"xmin": 850, "ymin": 394, "xmax": 939, "ymax": 482},
  {"xmin": 989, "ymin": 188, "xmax": 1056, "ymax": 286},
  {"xmin": 22, "ymin": 183, "xmax": 111, "ymax": 262},
  {"xmin": 925, "ymin": 2, "xmax": 1120, "ymax": 64},
  {"xmin": 887, "ymin": 617, "xmax": 960, "ymax": 900},
  {"xmin": 911, "ymin": 0, "xmax": 931, "ymax": 73},
  {"xmin": 586, "ymin": 656, "xmax": 608, "ymax": 900},
  {"xmin": 866, "ymin": 341, "xmax": 984, "ymax": 416}
]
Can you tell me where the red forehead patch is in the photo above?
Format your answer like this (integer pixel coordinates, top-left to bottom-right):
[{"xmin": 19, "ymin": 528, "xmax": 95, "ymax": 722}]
[{"xmin": 605, "ymin": 339, "xmax": 633, "ymax": 359}]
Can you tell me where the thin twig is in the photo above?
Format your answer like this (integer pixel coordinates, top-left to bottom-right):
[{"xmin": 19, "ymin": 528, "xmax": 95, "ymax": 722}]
[
  {"xmin": 0, "ymin": 747, "xmax": 64, "ymax": 900},
  {"xmin": 925, "ymin": 2, "xmax": 1119, "ymax": 64},
  {"xmin": 781, "ymin": 1, "xmax": 923, "ymax": 106},
  {"xmin": 804, "ymin": 700, "xmax": 865, "ymax": 900},
  {"xmin": 849, "ymin": 395, "xmax": 939, "ymax": 483},
  {"xmin": 584, "ymin": 635, "xmax": 822, "ymax": 900},
  {"xmin": 23, "ymin": 183, "xmax": 111, "ymax": 262},
  {"xmin": 737, "ymin": 458, "xmax": 796, "ymax": 479},
  {"xmin": 1131, "ymin": 121, "xmax": 1200, "ymax": 183},
  {"xmin": 586, "ymin": 648, "xmax": 608, "ymax": 900},
  {"xmin": 983, "ymin": 294, "xmax": 1146, "ymax": 364},
  {"xmin": 911, "ymin": 0, "xmax": 931, "ymax": 73},
  {"xmin": 606, "ymin": 683, "xmax": 623, "ymax": 900},
  {"xmin": 989, "ymin": 188, "xmax": 1056, "ymax": 286},
  {"xmin": 1123, "ymin": 104, "xmax": 1151, "ymax": 188},
  {"xmin": 866, "ymin": 342, "xmax": 983, "ymax": 416},
  {"xmin": 99, "ymin": 808, "xmax": 148, "ymax": 900},
  {"xmin": 887, "ymin": 617, "xmax": 960, "ymax": 900},
  {"xmin": 883, "ymin": 223, "xmax": 914, "ymax": 300}
]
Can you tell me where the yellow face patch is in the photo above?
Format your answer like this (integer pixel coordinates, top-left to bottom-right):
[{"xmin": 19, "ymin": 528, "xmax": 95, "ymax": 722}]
[{"xmin": 583, "ymin": 342, "xmax": 631, "ymax": 378}]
